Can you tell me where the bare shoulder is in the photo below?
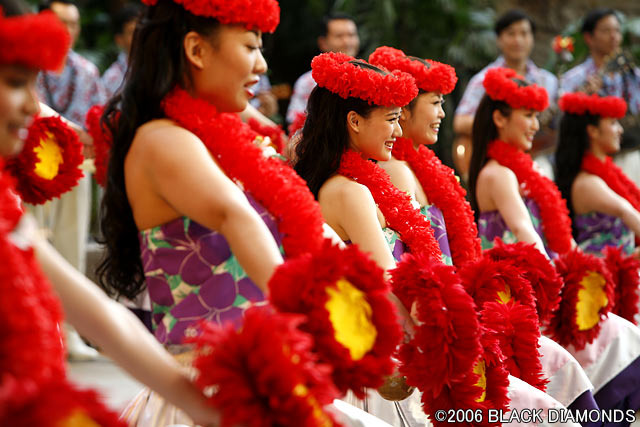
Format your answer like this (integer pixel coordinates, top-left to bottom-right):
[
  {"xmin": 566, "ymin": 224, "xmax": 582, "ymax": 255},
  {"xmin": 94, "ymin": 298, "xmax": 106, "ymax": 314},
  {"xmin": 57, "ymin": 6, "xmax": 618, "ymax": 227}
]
[
  {"xmin": 573, "ymin": 171, "xmax": 606, "ymax": 193},
  {"xmin": 379, "ymin": 157, "xmax": 410, "ymax": 178},
  {"xmin": 131, "ymin": 119, "xmax": 206, "ymax": 160},
  {"xmin": 478, "ymin": 159, "xmax": 518, "ymax": 189},
  {"xmin": 319, "ymin": 174, "xmax": 375, "ymax": 208}
]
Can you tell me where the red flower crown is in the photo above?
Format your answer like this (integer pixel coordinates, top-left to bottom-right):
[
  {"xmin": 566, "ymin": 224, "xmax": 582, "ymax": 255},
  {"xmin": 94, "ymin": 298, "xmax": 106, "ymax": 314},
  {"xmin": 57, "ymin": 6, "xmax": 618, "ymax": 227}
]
[
  {"xmin": 311, "ymin": 52, "xmax": 418, "ymax": 107},
  {"xmin": 0, "ymin": 10, "xmax": 70, "ymax": 71},
  {"xmin": 140, "ymin": 0, "xmax": 280, "ymax": 33},
  {"xmin": 368, "ymin": 46, "xmax": 457, "ymax": 95},
  {"xmin": 559, "ymin": 92, "xmax": 627, "ymax": 118},
  {"xmin": 483, "ymin": 67, "xmax": 549, "ymax": 111}
]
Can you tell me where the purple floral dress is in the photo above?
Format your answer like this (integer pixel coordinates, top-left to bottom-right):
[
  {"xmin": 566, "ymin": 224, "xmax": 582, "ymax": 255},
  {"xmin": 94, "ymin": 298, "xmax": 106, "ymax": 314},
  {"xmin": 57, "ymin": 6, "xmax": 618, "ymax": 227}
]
[
  {"xmin": 575, "ymin": 211, "xmax": 634, "ymax": 256},
  {"xmin": 139, "ymin": 193, "xmax": 282, "ymax": 346}
]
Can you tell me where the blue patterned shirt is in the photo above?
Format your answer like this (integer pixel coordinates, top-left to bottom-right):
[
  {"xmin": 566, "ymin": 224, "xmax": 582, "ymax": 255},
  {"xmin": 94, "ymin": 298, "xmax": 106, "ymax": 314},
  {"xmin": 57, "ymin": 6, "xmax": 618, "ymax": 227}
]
[{"xmin": 37, "ymin": 50, "xmax": 106, "ymax": 126}]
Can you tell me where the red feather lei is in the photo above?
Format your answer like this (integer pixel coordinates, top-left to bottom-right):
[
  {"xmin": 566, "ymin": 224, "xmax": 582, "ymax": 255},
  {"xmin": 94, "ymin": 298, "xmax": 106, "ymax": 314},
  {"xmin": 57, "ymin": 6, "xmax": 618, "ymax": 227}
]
[
  {"xmin": 5, "ymin": 115, "xmax": 84, "ymax": 205},
  {"xmin": 392, "ymin": 137, "xmax": 481, "ymax": 265},
  {"xmin": 190, "ymin": 306, "xmax": 341, "ymax": 427},
  {"xmin": 487, "ymin": 140, "xmax": 573, "ymax": 254},
  {"xmin": 337, "ymin": 149, "xmax": 442, "ymax": 261},
  {"xmin": 268, "ymin": 240, "xmax": 402, "ymax": 398},
  {"xmin": 581, "ymin": 153, "xmax": 640, "ymax": 213},
  {"xmin": 162, "ymin": 87, "xmax": 325, "ymax": 257}
]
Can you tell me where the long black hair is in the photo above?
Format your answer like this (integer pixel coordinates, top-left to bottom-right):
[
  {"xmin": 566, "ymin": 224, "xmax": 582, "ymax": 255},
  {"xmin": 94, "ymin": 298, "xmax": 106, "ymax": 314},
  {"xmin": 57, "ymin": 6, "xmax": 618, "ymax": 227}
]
[
  {"xmin": 555, "ymin": 112, "xmax": 600, "ymax": 234},
  {"xmin": 294, "ymin": 63, "xmax": 384, "ymax": 198},
  {"xmin": 467, "ymin": 94, "xmax": 512, "ymax": 217},
  {"xmin": 97, "ymin": 0, "xmax": 220, "ymax": 299},
  {"xmin": 0, "ymin": 0, "xmax": 30, "ymax": 16}
]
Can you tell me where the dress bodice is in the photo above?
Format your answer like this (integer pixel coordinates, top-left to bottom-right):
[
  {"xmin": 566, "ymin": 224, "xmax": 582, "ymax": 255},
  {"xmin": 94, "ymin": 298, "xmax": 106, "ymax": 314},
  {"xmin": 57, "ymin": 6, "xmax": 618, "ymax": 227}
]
[
  {"xmin": 139, "ymin": 192, "xmax": 282, "ymax": 345},
  {"xmin": 574, "ymin": 211, "xmax": 634, "ymax": 256},
  {"xmin": 478, "ymin": 197, "xmax": 556, "ymax": 258}
]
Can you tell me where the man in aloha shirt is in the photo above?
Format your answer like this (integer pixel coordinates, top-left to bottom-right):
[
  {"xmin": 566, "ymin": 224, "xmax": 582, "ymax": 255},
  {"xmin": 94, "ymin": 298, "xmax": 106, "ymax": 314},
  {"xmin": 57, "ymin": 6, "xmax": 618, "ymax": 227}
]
[
  {"xmin": 102, "ymin": 3, "xmax": 140, "ymax": 99},
  {"xmin": 560, "ymin": 8, "xmax": 640, "ymax": 185},
  {"xmin": 453, "ymin": 10, "xmax": 558, "ymax": 179},
  {"xmin": 285, "ymin": 12, "xmax": 360, "ymax": 125}
]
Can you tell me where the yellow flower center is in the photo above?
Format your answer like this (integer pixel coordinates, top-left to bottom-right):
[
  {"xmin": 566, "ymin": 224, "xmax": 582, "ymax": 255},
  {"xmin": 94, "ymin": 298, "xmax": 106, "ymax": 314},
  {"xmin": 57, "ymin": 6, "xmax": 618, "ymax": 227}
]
[
  {"xmin": 497, "ymin": 284, "xmax": 512, "ymax": 304},
  {"xmin": 473, "ymin": 359, "xmax": 487, "ymax": 402},
  {"xmin": 34, "ymin": 132, "xmax": 63, "ymax": 180},
  {"xmin": 576, "ymin": 271, "xmax": 608, "ymax": 331},
  {"xmin": 293, "ymin": 384, "xmax": 333, "ymax": 427},
  {"xmin": 56, "ymin": 410, "xmax": 100, "ymax": 427},
  {"xmin": 325, "ymin": 278, "xmax": 377, "ymax": 360}
]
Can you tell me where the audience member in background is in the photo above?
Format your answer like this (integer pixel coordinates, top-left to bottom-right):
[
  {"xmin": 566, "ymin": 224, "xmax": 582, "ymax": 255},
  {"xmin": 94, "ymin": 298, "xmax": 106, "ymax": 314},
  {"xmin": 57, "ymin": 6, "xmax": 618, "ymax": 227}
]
[
  {"xmin": 249, "ymin": 74, "xmax": 279, "ymax": 119},
  {"xmin": 36, "ymin": 0, "xmax": 106, "ymax": 360},
  {"xmin": 102, "ymin": 3, "xmax": 141, "ymax": 100},
  {"xmin": 285, "ymin": 12, "xmax": 359, "ymax": 124},
  {"xmin": 560, "ymin": 8, "xmax": 640, "ymax": 186},
  {"xmin": 453, "ymin": 9, "xmax": 557, "ymax": 180}
]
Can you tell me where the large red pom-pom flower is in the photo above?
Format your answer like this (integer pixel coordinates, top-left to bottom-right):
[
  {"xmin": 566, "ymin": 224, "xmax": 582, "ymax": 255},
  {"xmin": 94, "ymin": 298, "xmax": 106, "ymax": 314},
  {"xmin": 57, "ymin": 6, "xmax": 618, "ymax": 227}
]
[
  {"xmin": 481, "ymin": 301, "xmax": 548, "ymax": 391},
  {"xmin": 0, "ymin": 10, "xmax": 70, "ymax": 71},
  {"xmin": 140, "ymin": 0, "xmax": 280, "ymax": 33},
  {"xmin": 311, "ymin": 52, "xmax": 418, "ymax": 107},
  {"xmin": 368, "ymin": 46, "xmax": 458, "ymax": 95},
  {"xmin": 559, "ymin": 92, "xmax": 627, "ymax": 118},
  {"xmin": 550, "ymin": 249, "xmax": 615, "ymax": 350},
  {"xmin": 189, "ymin": 306, "xmax": 341, "ymax": 427},
  {"xmin": 484, "ymin": 239, "xmax": 563, "ymax": 325},
  {"xmin": 390, "ymin": 252, "xmax": 482, "ymax": 396},
  {"xmin": 85, "ymin": 105, "xmax": 113, "ymax": 187},
  {"xmin": 268, "ymin": 240, "xmax": 401, "ymax": 398},
  {"xmin": 5, "ymin": 116, "xmax": 84, "ymax": 205},
  {"xmin": 424, "ymin": 326, "xmax": 510, "ymax": 427},
  {"xmin": 603, "ymin": 246, "xmax": 640, "ymax": 324},
  {"xmin": 3, "ymin": 378, "xmax": 125, "ymax": 427},
  {"xmin": 247, "ymin": 118, "xmax": 286, "ymax": 154},
  {"xmin": 483, "ymin": 67, "xmax": 549, "ymax": 111}
]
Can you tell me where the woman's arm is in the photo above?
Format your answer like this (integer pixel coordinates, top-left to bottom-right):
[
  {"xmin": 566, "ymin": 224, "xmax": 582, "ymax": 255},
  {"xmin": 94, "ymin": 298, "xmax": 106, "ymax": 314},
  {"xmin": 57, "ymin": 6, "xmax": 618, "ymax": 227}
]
[
  {"xmin": 136, "ymin": 124, "xmax": 284, "ymax": 291},
  {"xmin": 483, "ymin": 164, "xmax": 549, "ymax": 257},
  {"xmin": 32, "ymin": 233, "xmax": 220, "ymax": 426},
  {"xmin": 573, "ymin": 173, "xmax": 640, "ymax": 237}
]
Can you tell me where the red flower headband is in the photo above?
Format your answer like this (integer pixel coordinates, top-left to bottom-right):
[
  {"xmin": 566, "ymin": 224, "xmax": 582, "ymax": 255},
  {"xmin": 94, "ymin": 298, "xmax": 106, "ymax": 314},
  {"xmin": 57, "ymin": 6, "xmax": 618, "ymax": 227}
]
[
  {"xmin": 311, "ymin": 52, "xmax": 418, "ymax": 107},
  {"xmin": 559, "ymin": 92, "xmax": 627, "ymax": 119},
  {"xmin": 140, "ymin": 0, "xmax": 280, "ymax": 33},
  {"xmin": 368, "ymin": 46, "xmax": 457, "ymax": 95},
  {"xmin": 483, "ymin": 67, "xmax": 549, "ymax": 111},
  {"xmin": 0, "ymin": 10, "xmax": 70, "ymax": 71}
]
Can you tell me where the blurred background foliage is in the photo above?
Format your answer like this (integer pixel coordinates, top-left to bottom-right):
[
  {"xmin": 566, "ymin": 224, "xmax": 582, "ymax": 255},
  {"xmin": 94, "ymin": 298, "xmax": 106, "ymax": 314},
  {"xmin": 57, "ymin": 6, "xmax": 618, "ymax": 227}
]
[{"xmin": 24, "ymin": 0, "xmax": 640, "ymax": 167}]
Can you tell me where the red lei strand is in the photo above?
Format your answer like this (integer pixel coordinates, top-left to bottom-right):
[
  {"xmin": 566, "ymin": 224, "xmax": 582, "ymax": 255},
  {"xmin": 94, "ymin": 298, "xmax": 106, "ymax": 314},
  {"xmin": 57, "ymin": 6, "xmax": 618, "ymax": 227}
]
[
  {"xmin": 487, "ymin": 140, "xmax": 573, "ymax": 254},
  {"xmin": 161, "ymin": 87, "xmax": 325, "ymax": 257},
  {"xmin": 337, "ymin": 150, "xmax": 442, "ymax": 261},
  {"xmin": 581, "ymin": 153, "xmax": 640, "ymax": 213},
  {"xmin": 392, "ymin": 137, "xmax": 481, "ymax": 265},
  {"xmin": 0, "ymin": 166, "xmax": 66, "ymax": 413}
]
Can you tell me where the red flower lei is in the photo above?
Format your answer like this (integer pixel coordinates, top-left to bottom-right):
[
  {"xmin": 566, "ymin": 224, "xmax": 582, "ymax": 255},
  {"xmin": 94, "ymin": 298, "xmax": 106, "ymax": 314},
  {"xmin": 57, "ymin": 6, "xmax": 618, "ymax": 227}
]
[
  {"xmin": 311, "ymin": 52, "xmax": 418, "ymax": 107},
  {"xmin": 162, "ymin": 87, "xmax": 325, "ymax": 257},
  {"xmin": 337, "ymin": 150, "xmax": 442, "ymax": 260},
  {"xmin": 581, "ymin": 153, "xmax": 640, "ymax": 213},
  {"xmin": 5, "ymin": 115, "xmax": 84, "ymax": 205},
  {"xmin": 368, "ymin": 46, "xmax": 458, "ymax": 95},
  {"xmin": 559, "ymin": 93, "xmax": 627, "ymax": 118},
  {"xmin": 483, "ymin": 67, "xmax": 549, "ymax": 112},
  {"xmin": 487, "ymin": 140, "xmax": 573, "ymax": 254},
  {"xmin": 140, "ymin": 0, "xmax": 280, "ymax": 34},
  {"xmin": 0, "ymin": 10, "xmax": 70, "ymax": 71},
  {"xmin": 392, "ymin": 137, "xmax": 481, "ymax": 265},
  {"xmin": 86, "ymin": 104, "xmax": 112, "ymax": 188}
]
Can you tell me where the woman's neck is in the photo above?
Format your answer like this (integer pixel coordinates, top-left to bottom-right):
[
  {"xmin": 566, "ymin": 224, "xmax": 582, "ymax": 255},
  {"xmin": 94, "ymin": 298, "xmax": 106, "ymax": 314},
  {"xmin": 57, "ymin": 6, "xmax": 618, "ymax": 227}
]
[{"xmin": 587, "ymin": 146, "xmax": 608, "ymax": 161}]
